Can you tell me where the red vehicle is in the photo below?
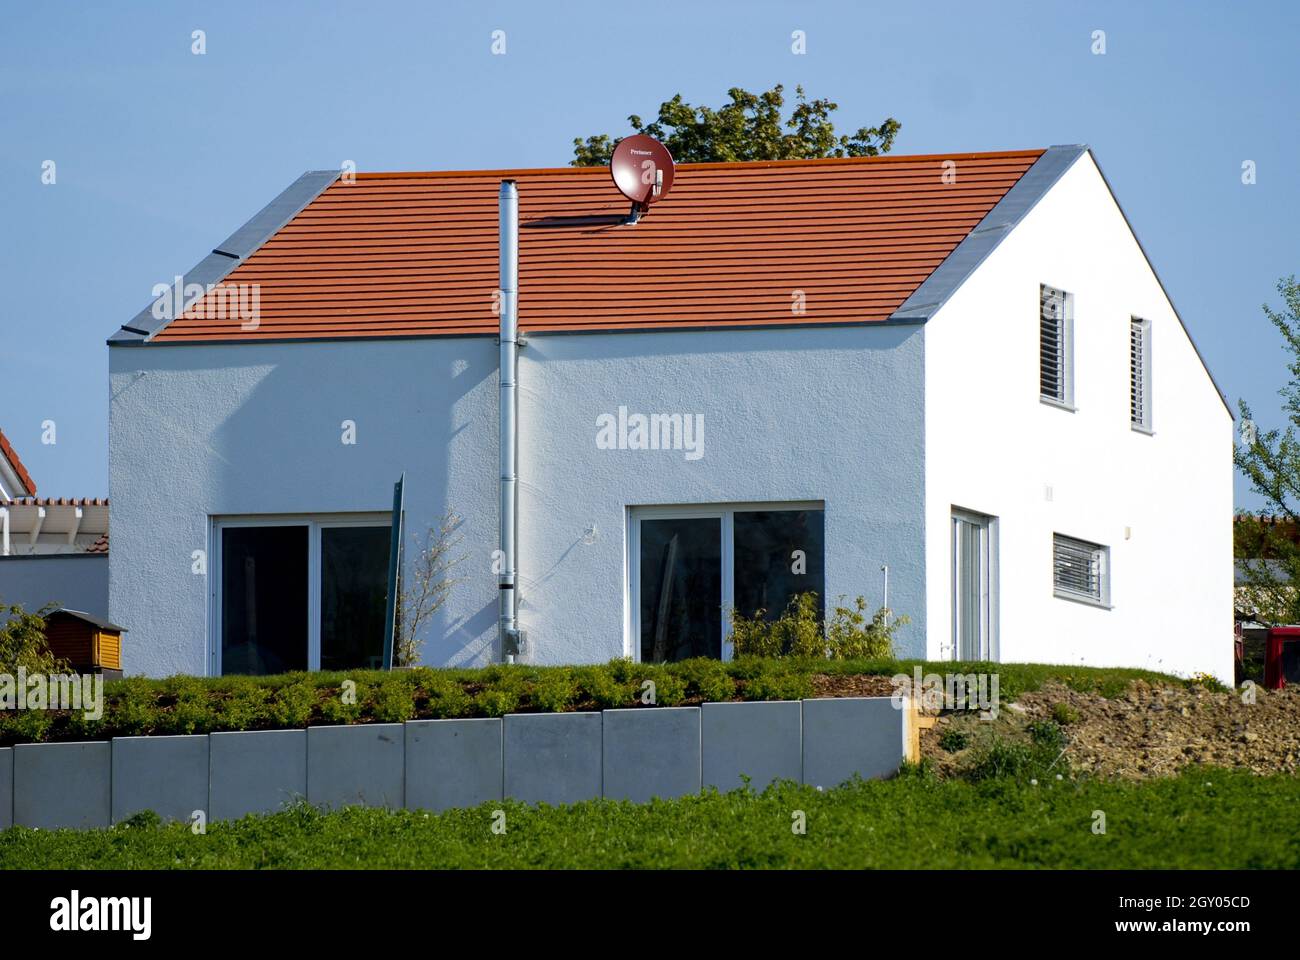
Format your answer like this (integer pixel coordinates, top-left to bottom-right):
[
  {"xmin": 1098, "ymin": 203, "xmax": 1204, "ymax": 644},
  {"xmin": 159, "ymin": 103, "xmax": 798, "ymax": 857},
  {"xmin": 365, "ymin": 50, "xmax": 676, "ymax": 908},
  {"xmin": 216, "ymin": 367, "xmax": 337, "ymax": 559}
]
[{"xmin": 1264, "ymin": 627, "xmax": 1300, "ymax": 689}]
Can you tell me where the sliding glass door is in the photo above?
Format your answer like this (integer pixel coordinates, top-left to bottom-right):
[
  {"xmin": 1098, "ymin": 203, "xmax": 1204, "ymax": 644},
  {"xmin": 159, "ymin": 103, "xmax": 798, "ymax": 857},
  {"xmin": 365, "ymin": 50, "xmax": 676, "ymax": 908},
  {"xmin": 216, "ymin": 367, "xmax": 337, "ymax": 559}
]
[
  {"xmin": 215, "ymin": 515, "xmax": 390, "ymax": 675},
  {"xmin": 220, "ymin": 526, "xmax": 309, "ymax": 675},
  {"xmin": 632, "ymin": 502, "xmax": 825, "ymax": 663},
  {"xmin": 639, "ymin": 516, "xmax": 723, "ymax": 662}
]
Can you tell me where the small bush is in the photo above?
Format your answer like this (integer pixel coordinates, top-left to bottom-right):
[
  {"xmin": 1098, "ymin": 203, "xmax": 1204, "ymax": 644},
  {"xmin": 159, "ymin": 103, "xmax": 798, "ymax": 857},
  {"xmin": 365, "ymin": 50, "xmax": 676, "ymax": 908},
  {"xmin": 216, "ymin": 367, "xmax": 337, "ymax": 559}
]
[
  {"xmin": 730, "ymin": 591, "xmax": 906, "ymax": 660},
  {"xmin": 0, "ymin": 603, "xmax": 66, "ymax": 675},
  {"xmin": 965, "ymin": 737, "xmax": 1036, "ymax": 781},
  {"xmin": 1050, "ymin": 702, "xmax": 1079, "ymax": 726},
  {"xmin": 938, "ymin": 728, "xmax": 970, "ymax": 753},
  {"xmin": 1027, "ymin": 719, "xmax": 1067, "ymax": 753},
  {"xmin": 532, "ymin": 668, "xmax": 578, "ymax": 713}
]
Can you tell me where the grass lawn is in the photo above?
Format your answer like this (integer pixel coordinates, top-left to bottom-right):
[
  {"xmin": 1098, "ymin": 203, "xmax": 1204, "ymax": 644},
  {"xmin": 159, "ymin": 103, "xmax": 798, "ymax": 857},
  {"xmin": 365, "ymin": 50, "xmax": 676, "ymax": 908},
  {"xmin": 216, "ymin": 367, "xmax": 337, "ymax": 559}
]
[{"xmin": 4, "ymin": 767, "xmax": 1296, "ymax": 869}]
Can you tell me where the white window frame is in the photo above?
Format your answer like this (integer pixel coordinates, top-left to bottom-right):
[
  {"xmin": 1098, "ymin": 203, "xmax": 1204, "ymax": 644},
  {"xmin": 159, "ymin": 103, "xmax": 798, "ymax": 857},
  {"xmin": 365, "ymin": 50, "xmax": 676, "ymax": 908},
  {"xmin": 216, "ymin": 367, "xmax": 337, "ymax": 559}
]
[
  {"xmin": 1130, "ymin": 316, "xmax": 1153, "ymax": 434},
  {"xmin": 1052, "ymin": 533, "xmax": 1111, "ymax": 609},
  {"xmin": 950, "ymin": 508, "xmax": 999, "ymax": 661},
  {"xmin": 1040, "ymin": 284, "xmax": 1075, "ymax": 410},
  {"xmin": 209, "ymin": 512, "xmax": 391, "ymax": 676},
  {"xmin": 626, "ymin": 500, "xmax": 824, "ymax": 663}
]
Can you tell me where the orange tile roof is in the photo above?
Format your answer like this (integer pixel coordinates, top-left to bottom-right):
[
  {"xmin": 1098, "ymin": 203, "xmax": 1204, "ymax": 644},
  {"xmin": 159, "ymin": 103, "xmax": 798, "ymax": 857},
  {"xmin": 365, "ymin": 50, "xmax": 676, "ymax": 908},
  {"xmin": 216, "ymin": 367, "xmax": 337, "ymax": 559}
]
[
  {"xmin": 0, "ymin": 428, "xmax": 37, "ymax": 496},
  {"xmin": 3, "ymin": 497, "xmax": 108, "ymax": 507},
  {"xmin": 150, "ymin": 150, "xmax": 1044, "ymax": 342}
]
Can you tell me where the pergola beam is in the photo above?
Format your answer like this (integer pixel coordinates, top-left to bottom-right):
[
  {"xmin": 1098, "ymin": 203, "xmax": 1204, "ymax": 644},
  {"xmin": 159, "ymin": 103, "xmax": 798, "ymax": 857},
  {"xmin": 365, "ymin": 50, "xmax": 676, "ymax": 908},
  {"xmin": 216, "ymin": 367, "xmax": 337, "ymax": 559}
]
[{"xmin": 28, "ymin": 506, "xmax": 45, "ymax": 546}]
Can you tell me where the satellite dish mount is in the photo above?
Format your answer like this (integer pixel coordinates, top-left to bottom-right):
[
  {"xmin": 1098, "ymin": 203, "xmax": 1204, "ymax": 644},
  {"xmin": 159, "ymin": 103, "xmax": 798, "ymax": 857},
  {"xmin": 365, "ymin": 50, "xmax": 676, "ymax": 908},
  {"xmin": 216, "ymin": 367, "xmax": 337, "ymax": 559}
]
[{"xmin": 610, "ymin": 135, "xmax": 675, "ymax": 225}]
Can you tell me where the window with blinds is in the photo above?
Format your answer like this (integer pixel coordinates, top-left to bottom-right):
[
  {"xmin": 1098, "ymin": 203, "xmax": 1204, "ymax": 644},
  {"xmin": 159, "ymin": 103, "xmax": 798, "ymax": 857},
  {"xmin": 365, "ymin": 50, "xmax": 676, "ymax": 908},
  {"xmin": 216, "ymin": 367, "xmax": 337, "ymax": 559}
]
[
  {"xmin": 1040, "ymin": 285, "xmax": 1073, "ymax": 406},
  {"xmin": 1130, "ymin": 318, "xmax": 1151, "ymax": 431},
  {"xmin": 1053, "ymin": 534, "xmax": 1109, "ymax": 605}
]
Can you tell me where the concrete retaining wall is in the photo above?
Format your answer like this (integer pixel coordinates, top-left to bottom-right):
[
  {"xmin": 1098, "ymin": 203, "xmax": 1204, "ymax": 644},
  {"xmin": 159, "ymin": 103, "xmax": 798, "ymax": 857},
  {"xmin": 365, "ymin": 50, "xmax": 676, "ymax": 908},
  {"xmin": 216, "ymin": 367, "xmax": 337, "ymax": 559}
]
[{"xmin": 2, "ymin": 697, "xmax": 905, "ymax": 830}]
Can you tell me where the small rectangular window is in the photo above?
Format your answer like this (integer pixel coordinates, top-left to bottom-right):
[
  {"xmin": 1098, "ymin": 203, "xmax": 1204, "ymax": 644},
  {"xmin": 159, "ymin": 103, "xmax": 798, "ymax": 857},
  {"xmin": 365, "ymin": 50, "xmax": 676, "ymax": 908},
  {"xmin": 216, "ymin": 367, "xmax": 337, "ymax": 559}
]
[
  {"xmin": 1130, "ymin": 317, "xmax": 1152, "ymax": 432},
  {"xmin": 1040, "ymin": 285, "xmax": 1074, "ymax": 408},
  {"xmin": 1053, "ymin": 534, "xmax": 1109, "ymax": 606}
]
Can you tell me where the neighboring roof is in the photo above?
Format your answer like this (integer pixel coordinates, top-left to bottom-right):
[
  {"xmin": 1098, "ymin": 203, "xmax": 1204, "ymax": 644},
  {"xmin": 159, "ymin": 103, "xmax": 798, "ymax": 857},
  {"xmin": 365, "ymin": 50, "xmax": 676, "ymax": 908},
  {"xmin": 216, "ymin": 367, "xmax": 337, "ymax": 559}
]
[
  {"xmin": 115, "ymin": 149, "xmax": 1051, "ymax": 343},
  {"xmin": 0, "ymin": 428, "xmax": 37, "ymax": 497},
  {"xmin": 47, "ymin": 609, "xmax": 125, "ymax": 633},
  {"xmin": 2, "ymin": 497, "xmax": 108, "ymax": 507},
  {"xmin": 86, "ymin": 532, "xmax": 109, "ymax": 555}
]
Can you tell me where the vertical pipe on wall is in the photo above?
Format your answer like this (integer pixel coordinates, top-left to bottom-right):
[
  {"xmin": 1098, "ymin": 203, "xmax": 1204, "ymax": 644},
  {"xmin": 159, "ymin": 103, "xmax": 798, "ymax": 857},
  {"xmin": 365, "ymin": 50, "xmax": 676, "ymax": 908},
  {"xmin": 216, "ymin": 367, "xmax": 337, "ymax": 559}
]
[{"xmin": 499, "ymin": 181, "xmax": 520, "ymax": 662}]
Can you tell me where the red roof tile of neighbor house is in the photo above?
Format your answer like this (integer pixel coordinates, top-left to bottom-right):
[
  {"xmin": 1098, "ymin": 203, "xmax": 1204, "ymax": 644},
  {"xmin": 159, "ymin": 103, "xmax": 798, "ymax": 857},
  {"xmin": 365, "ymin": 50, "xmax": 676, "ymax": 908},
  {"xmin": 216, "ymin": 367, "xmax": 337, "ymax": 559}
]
[
  {"xmin": 0, "ymin": 428, "xmax": 37, "ymax": 496},
  {"xmin": 3, "ymin": 497, "xmax": 109, "ymax": 507},
  {"xmin": 150, "ymin": 149, "xmax": 1045, "ymax": 342},
  {"xmin": 86, "ymin": 533, "xmax": 109, "ymax": 554}
]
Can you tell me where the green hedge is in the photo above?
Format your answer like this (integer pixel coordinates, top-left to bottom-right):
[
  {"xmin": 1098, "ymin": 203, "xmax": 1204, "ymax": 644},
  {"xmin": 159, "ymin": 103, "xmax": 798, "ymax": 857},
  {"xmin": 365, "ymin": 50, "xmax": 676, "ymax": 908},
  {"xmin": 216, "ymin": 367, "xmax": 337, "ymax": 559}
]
[
  {"xmin": 3, "ymin": 766, "xmax": 1294, "ymax": 869},
  {"xmin": 0, "ymin": 658, "xmax": 1184, "ymax": 746}
]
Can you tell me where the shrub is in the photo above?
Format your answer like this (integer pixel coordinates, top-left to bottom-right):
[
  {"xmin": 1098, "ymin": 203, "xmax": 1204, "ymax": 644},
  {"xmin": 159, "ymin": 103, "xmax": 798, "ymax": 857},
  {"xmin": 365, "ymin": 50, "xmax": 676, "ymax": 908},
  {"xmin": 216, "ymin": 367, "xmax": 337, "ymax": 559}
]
[
  {"xmin": 729, "ymin": 591, "xmax": 906, "ymax": 660},
  {"xmin": 0, "ymin": 603, "xmax": 66, "ymax": 675},
  {"xmin": 1027, "ymin": 719, "xmax": 1067, "ymax": 753},
  {"xmin": 938, "ymin": 728, "xmax": 970, "ymax": 753},
  {"xmin": 1050, "ymin": 702, "xmax": 1079, "ymax": 726},
  {"xmin": 532, "ymin": 668, "xmax": 578, "ymax": 713},
  {"xmin": 674, "ymin": 658, "xmax": 736, "ymax": 702}
]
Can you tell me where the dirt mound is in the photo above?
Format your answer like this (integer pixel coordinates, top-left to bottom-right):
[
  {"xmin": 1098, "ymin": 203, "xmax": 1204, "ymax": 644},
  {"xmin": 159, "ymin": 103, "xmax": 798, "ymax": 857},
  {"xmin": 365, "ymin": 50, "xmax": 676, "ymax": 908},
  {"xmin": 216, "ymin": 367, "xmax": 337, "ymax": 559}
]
[{"xmin": 921, "ymin": 680, "xmax": 1300, "ymax": 779}]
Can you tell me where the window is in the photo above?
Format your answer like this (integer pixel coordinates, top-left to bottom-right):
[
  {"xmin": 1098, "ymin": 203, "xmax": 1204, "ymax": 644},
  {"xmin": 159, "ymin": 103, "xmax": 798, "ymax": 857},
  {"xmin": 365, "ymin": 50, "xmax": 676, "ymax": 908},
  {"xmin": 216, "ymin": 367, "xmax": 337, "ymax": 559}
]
[
  {"xmin": 631, "ymin": 503, "xmax": 825, "ymax": 662},
  {"xmin": 214, "ymin": 515, "xmax": 392, "ymax": 675},
  {"xmin": 1040, "ymin": 284, "xmax": 1074, "ymax": 408},
  {"xmin": 1053, "ymin": 534, "xmax": 1110, "ymax": 607},
  {"xmin": 1130, "ymin": 317, "xmax": 1152, "ymax": 432}
]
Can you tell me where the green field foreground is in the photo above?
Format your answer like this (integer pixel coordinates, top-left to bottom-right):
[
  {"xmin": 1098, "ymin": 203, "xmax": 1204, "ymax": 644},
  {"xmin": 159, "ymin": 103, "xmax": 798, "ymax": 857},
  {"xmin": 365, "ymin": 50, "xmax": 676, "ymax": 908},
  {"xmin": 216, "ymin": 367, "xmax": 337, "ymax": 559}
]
[{"xmin": 3, "ymin": 766, "xmax": 1296, "ymax": 869}]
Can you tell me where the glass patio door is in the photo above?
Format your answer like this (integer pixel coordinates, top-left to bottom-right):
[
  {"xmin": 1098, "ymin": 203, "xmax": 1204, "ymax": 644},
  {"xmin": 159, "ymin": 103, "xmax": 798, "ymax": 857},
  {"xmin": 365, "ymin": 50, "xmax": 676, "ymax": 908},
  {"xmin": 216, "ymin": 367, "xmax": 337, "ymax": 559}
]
[
  {"xmin": 952, "ymin": 510, "xmax": 995, "ymax": 661},
  {"xmin": 638, "ymin": 516, "xmax": 723, "ymax": 662}
]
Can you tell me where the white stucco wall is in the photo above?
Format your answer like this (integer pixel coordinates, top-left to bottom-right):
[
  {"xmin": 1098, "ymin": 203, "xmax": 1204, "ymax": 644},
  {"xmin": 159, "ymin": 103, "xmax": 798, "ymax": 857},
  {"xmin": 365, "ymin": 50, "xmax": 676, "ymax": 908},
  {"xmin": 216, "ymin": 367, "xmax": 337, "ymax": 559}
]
[
  {"xmin": 110, "ymin": 324, "xmax": 927, "ymax": 676},
  {"xmin": 110, "ymin": 337, "xmax": 501, "ymax": 676},
  {"xmin": 923, "ymin": 152, "xmax": 1234, "ymax": 681},
  {"xmin": 520, "ymin": 325, "xmax": 927, "ymax": 663}
]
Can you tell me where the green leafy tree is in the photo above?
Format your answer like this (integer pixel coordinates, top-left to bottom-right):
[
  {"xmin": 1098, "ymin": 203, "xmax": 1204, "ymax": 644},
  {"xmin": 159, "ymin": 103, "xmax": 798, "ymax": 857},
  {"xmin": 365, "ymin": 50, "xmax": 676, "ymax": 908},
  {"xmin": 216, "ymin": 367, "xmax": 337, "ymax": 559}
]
[
  {"xmin": 572, "ymin": 84, "xmax": 900, "ymax": 166},
  {"xmin": 0, "ymin": 602, "xmax": 67, "ymax": 674},
  {"xmin": 1235, "ymin": 276, "xmax": 1300, "ymax": 623}
]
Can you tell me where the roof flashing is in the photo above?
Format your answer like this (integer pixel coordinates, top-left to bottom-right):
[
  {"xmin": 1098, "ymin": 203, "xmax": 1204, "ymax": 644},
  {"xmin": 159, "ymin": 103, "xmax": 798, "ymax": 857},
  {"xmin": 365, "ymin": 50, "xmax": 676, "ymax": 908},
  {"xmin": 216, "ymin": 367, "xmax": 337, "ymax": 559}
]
[{"xmin": 109, "ymin": 169, "xmax": 340, "ymax": 345}]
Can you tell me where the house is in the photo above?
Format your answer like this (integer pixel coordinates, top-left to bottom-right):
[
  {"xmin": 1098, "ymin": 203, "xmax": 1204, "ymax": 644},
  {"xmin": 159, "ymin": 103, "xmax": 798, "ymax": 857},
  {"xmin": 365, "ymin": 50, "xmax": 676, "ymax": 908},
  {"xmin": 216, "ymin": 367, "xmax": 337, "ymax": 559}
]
[
  {"xmin": 0, "ymin": 428, "xmax": 111, "ymax": 619},
  {"xmin": 106, "ymin": 145, "xmax": 1233, "ymax": 681}
]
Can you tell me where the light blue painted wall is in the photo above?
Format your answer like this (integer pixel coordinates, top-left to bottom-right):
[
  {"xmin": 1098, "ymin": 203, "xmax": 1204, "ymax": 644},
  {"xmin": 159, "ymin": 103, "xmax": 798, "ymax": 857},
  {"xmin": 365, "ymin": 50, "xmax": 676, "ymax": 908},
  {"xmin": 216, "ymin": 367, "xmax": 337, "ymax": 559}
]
[
  {"xmin": 109, "ymin": 324, "xmax": 926, "ymax": 676},
  {"xmin": 0, "ymin": 554, "xmax": 109, "ymax": 618},
  {"xmin": 519, "ymin": 325, "xmax": 927, "ymax": 662},
  {"xmin": 109, "ymin": 337, "xmax": 501, "ymax": 676}
]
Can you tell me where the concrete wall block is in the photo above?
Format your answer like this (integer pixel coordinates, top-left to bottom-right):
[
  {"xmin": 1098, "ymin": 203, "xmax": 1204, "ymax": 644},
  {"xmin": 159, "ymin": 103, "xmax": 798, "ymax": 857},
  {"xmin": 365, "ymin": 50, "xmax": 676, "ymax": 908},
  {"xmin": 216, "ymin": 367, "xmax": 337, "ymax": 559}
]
[
  {"xmin": 14, "ymin": 741, "xmax": 111, "ymax": 830},
  {"xmin": 602, "ymin": 707, "xmax": 701, "ymax": 803},
  {"xmin": 111, "ymin": 734, "xmax": 210, "ymax": 824},
  {"xmin": 503, "ymin": 712, "xmax": 602, "ymax": 806},
  {"xmin": 0, "ymin": 748, "xmax": 11, "ymax": 830},
  {"xmin": 701, "ymin": 700, "xmax": 802, "ymax": 792},
  {"xmin": 307, "ymin": 724, "xmax": 404, "ymax": 810},
  {"xmin": 405, "ymin": 718, "xmax": 502, "ymax": 813},
  {"xmin": 209, "ymin": 729, "xmax": 307, "ymax": 821},
  {"xmin": 801, "ymin": 697, "xmax": 906, "ymax": 788}
]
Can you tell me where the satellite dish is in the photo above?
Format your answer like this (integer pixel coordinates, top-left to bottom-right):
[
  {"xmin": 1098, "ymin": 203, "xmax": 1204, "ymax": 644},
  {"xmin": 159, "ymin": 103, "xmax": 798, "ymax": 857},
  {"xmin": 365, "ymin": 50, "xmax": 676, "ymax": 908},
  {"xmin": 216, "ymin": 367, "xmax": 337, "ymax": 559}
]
[{"xmin": 610, "ymin": 134, "xmax": 675, "ymax": 223}]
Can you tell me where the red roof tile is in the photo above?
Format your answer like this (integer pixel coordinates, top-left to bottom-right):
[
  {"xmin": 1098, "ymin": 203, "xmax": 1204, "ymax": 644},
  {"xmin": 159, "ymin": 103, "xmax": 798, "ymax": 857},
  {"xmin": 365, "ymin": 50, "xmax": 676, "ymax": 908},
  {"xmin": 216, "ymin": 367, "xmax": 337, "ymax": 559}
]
[
  {"xmin": 0, "ymin": 428, "xmax": 36, "ymax": 496},
  {"xmin": 3, "ymin": 497, "xmax": 108, "ymax": 507},
  {"xmin": 152, "ymin": 150, "xmax": 1044, "ymax": 342}
]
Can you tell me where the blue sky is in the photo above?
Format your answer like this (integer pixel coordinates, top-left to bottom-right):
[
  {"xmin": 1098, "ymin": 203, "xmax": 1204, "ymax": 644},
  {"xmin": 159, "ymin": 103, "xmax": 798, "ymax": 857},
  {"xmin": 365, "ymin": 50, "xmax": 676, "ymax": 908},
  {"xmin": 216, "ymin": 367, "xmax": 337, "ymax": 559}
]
[{"xmin": 1, "ymin": 0, "xmax": 1296, "ymax": 506}]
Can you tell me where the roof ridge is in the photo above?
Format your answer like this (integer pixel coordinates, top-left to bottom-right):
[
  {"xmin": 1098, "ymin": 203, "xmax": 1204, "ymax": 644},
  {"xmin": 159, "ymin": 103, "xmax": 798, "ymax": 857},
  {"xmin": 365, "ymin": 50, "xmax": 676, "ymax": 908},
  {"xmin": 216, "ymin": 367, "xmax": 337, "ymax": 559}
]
[{"xmin": 352, "ymin": 148, "xmax": 1048, "ymax": 180}]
